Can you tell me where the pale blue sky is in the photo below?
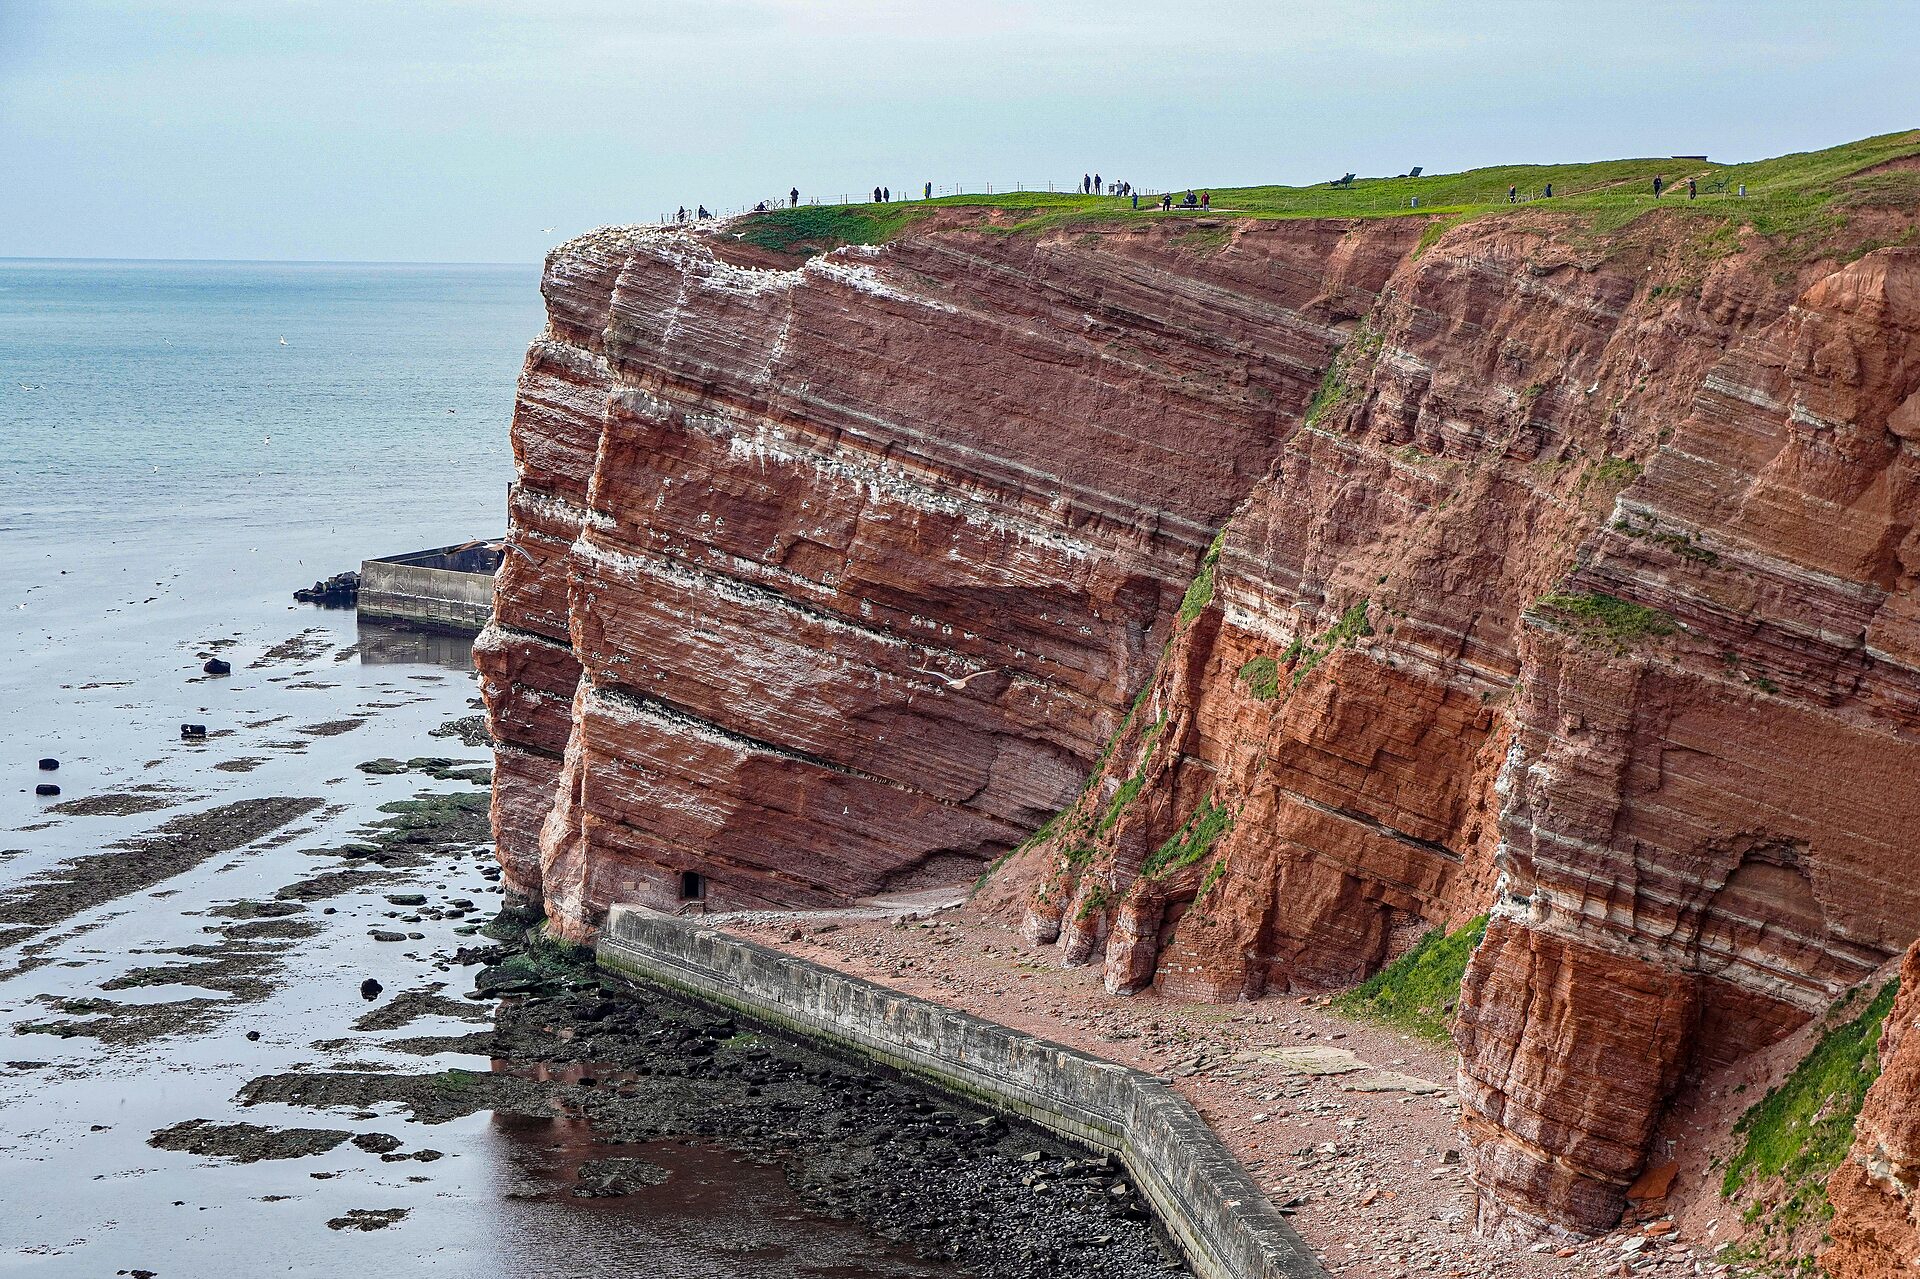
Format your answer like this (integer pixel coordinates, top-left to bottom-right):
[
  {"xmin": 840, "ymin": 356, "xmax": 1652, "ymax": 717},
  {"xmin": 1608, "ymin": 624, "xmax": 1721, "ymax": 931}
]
[{"xmin": 2, "ymin": 0, "xmax": 1914, "ymax": 263}]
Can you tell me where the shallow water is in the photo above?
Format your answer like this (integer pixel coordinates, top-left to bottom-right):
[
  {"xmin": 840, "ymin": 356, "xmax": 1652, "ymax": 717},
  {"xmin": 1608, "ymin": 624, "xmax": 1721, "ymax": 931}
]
[{"xmin": 0, "ymin": 261, "xmax": 955, "ymax": 1277}]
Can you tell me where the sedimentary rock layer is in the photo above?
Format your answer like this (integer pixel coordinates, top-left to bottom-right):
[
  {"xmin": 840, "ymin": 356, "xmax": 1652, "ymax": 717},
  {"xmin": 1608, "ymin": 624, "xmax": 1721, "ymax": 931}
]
[
  {"xmin": 1829, "ymin": 942, "xmax": 1920, "ymax": 1279},
  {"xmin": 993, "ymin": 225, "xmax": 1920, "ymax": 1237},
  {"xmin": 485, "ymin": 181, "xmax": 1920, "ymax": 1242},
  {"xmin": 481, "ymin": 214, "xmax": 1418, "ymax": 934}
]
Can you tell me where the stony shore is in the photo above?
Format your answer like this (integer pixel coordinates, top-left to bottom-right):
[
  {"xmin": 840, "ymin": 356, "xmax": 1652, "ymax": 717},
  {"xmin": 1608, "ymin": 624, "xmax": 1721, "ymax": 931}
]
[{"xmin": 726, "ymin": 907, "xmax": 1736, "ymax": 1279}]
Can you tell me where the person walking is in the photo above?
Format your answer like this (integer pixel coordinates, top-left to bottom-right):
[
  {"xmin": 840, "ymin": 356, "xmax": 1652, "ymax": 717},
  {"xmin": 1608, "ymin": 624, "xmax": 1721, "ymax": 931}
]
[
  {"xmin": 1201, "ymin": 191, "xmax": 1210, "ymax": 209},
  {"xmin": 790, "ymin": 187, "xmax": 799, "ymax": 208},
  {"xmin": 1653, "ymin": 175, "xmax": 1664, "ymax": 198},
  {"xmin": 1508, "ymin": 184, "xmax": 1517, "ymax": 203},
  {"xmin": 1687, "ymin": 177, "xmax": 1696, "ymax": 200},
  {"xmin": 1162, "ymin": 193, "xmax": 1173, "ymax": 212},
  {"xmin": 1543, "ymin": 182, "xmax": 1552, "ymax": 198},
  {"xmin": 924, "ymin": 181, "xmax": 932, "ymax": 200},
  {"xmin": 1131, "ymin": 192, "xmax": 1139, "ymax": 210},
  {"xmin": 883, "ymin": 186, "xmax": 891, "ymax": 201}
]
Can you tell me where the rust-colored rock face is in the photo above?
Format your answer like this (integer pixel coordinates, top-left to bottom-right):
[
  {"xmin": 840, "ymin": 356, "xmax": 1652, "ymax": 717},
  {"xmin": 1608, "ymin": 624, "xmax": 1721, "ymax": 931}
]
[
  {"xmin": 481, "ymin": 215, "xmax": 1419, "ymax": 934},
  {"xmin": 989, "ymin": 226, "xmax": 1920, "ymax": 1239},
  {"xmin": 485, "ymin": 192, "xmax": 1920, "ymax": 1243},
  {"xmin": 1829, "ymin": 943, "xmax": 1920, "ymax": 1279},
  {"xmin": 1459, "ymin": 245, "xmax": 1920, "ymax": 1238}
]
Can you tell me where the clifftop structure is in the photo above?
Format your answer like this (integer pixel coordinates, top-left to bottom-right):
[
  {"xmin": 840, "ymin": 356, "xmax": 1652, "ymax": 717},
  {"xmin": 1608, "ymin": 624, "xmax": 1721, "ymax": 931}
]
[{"xmin": 478, "ymin": 131, "xmax": 1920, "ymax": 1244}]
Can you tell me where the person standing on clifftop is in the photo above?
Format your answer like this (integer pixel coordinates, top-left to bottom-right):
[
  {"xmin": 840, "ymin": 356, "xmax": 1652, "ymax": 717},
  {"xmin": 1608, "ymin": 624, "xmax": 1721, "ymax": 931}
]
[
  {"xmin": 1094, "ymin": 173, "xmax": 1102, "ymax": 194},
  {"xmin": 872, "ymin": 186, "xmax": 882, "ymax": 203},
  {"xmin": 1544, "ymin": 182, "xmax": 1552, "ymax": 198},
  {"xmin": 924, "ymin": 181, "xmax": 932, "ymax": 200},
  {"xmin": 1131, "ymin": 192, "xmax": 1139, "ymax": 210},
  {"xmin": 1162, "ymin": 193, "xmax": 1173, "ymax": 211},
  {"xmin": 1082, "ymin": 173, "xmax": 1090, "ymax": 194},
  {"xmin": 790, "ymin": 187, "xmax": 799, "ymax": 207},
  {"xmin": 1508, "ymin": 184, "xmax": 1517, "ymax": 203}
]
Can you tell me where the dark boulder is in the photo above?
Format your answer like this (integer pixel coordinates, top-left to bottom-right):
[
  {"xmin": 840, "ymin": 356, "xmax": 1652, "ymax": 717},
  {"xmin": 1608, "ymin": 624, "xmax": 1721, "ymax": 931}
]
[
  {"xmin": 293, "ymin": 571, "xmax": 360, "ymax": 607},
  {"xmin": 202, "ymin": 658, "xmax": 232, "ymax": 676},
  {"xmin": 180, "ymin": 723, "xmax": 208, "ymax": 739},
  {"xmin": 37, "ymin": 758, "xmax": 58, "ymax": 771},
  {"xmin": 35, "ymin": 783, "xmax": 60, "ymax": 797}
]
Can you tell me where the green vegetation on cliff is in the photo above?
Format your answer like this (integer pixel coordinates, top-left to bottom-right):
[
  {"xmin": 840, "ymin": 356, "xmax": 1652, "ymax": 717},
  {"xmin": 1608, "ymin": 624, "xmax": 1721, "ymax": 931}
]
[
  {"xmin": 1236, "ymin": 656, "xmax": 1280, "ymax": 701},
  {"xmin": 1534, "ymin": 591, "xmax": 1677, "ymax": 650},
  {"xmin": 1140, "ymin": 796, "xmax": 1233, "ymax": 878},
  {"xmin": 728, "ymin": 130, "xmax": 1920, "ymax": 256},
  {"xmin": 1333, "ymin": 914, "xmax": 1489, "ymax": 1043},
  {"xmin": 1719, "ymin": 981, "xmax": 1898, "ymax": 1255},
  {"xmin": 1177, "ymin": 531, "xmax": 1227, "ymax": 626},
  {"xmin": 1282, "ymin": 600, "xmax": 1374, "ymax": 685},
  {"xmin": 728, "ymin": 203, "xmax": 927, "ymax": 255}
]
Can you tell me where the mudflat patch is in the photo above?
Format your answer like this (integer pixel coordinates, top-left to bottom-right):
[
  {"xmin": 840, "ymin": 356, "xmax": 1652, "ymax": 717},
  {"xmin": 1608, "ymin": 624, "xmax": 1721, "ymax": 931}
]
[
  {"xmin": 149, "ymin": 1119, "xmax": 352, "ymax": 1161},
  {"xmin": 0, "ymin": 796, "xmax": 323, "ymax": 933}
]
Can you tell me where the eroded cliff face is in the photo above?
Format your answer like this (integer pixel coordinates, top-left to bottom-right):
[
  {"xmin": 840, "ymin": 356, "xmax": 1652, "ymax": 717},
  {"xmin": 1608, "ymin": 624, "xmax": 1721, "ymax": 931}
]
[
  {"xmin": 479, "ymin": 213, "xmax": 1420, "ymax": 936},
  {"xmin": 1829, "ymin": 943, "xmax": 1920, "ymax": 1279},
  {"xmin": 1459, "ymin": 245, "xmax": 1920, "ymax": 1239},
  {"xmin": 982, "ymin": 225, "xmax": 1920, "ymax": 1237},
  {"xmin": 483, "ymin": 195, "xmax": 1920, "ymax": 1243}
]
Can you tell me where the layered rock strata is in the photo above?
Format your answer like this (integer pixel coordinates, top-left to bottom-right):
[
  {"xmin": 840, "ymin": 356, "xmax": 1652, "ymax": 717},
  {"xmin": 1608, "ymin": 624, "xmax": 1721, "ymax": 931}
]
[
  {"xmin": 484, "ymin": 186, "xmax": 1920, "ymax": 1242},
  {"xmin": 1829, "ymin": 942, "xmax": 1920, "ymax": 1279},
  {"xmin": 993, "ymin": 228, "xmax": 1920, "ymax": 1237},
  {"xmin": 480, "ymin": 215, "xmax": 1419, "ymax": 933}
]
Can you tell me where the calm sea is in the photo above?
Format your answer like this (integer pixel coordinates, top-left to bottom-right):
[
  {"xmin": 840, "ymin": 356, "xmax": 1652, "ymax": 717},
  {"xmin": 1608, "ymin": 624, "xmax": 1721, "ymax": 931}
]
[
  {"xmin": 0, "ymin": 265, "xmax": 964, "ymax": 1275},
  {"xmin": 0, "ymin": 259, "xmax": 540, "ymax": 823}
]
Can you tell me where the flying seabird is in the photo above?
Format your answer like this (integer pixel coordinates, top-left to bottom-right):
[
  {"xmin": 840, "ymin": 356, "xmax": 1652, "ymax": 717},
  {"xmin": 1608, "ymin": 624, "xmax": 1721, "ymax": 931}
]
[{"xmin": 908, "ymin": 665, "xmax": 1000, "ymax": 691}]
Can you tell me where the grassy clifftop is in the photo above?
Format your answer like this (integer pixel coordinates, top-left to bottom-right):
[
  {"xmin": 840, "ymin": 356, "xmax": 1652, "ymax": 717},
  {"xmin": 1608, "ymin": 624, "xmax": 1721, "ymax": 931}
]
[{"xmin": 728, "ymin": 128, "xmax": 1920, "ymax": 256}]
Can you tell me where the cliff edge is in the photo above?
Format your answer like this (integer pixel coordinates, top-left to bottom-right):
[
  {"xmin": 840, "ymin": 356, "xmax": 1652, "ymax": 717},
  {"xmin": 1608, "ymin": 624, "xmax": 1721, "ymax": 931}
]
[{"xmin": 480, "ymin": 131, "xmax": 1920, "ymax": 1247}]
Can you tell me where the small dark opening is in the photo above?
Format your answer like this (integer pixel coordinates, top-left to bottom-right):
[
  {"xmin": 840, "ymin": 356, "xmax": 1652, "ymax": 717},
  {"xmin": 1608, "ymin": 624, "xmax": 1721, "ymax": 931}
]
[{"xmin": 679, "ymin": 871, "xmax": 706, "ymax": 901}]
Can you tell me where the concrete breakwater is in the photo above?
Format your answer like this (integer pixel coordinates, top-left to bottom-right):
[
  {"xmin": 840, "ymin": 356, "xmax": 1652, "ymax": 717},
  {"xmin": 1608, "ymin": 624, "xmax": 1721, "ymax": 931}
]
[{"xmin": 597, "ymin": 906, "xmax": 1325, "ymax": 1279}]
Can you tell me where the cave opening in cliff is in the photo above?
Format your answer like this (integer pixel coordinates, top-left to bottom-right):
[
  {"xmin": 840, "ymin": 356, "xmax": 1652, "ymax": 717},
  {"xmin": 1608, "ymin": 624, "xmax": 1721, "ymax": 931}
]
[{"xmin": 679, "ymin": 870, "xmax": 706, "ymax": 902}]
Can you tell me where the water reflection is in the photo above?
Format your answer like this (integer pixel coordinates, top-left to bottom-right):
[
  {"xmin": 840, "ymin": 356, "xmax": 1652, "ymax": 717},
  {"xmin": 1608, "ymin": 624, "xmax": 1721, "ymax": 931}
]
[
  {"xmin": 356, "ymin": 617, "xmax": 479, "ymax": 669},
  {"xmin": 481, "ymin": 1112, "xmax": 952, "ymax": 1279}
]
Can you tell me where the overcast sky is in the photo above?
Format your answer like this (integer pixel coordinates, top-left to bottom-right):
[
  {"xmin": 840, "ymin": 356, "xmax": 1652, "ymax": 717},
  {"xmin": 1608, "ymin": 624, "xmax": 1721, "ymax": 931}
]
[{"xmin": 2, "ymin": 0, "xmax": 1914, "ymax": 263}]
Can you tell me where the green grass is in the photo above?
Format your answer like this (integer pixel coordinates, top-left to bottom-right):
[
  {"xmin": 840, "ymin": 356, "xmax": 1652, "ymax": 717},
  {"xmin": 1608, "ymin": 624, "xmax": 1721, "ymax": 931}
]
[
  {"xmin": 1332, "ymin": 914, "xmax": 1489, "ymax": 1043},
  {"xmin": 725, "ymin": 203, "xmax": 929, "ymax": 256},
  {"xmin": 1282, "ymin": 600, "xmax": 1375, "ymax": 685},
  {"xmin": 1140, "ymin": 796, "xmax": 1233, "ymax": 878},
  {"xmin": 1305, "ymin": 325, "xmax": 1384, "ymax": 428},
  {"xmin": 1534, "ymin": 591, "xmax": 1677, "ymax": 649},
  {"xmin": 1177, "ymin": 531, "xmax": 1227, "ymax": 626},
  {"xmin": 1237, "ymin": 656, "xmax": 1280, "ymax": 701},
  {"xmin": 1721, "ymin": 982, "xmax": 1898, "ymax": 1245},
  {"xmin": 725, "ymin": 130, "xmax": 1920, "ymax": 255},
  {"xmin": 1098, "ymin": 715, "xmax": 1166, "ymax": 834}
]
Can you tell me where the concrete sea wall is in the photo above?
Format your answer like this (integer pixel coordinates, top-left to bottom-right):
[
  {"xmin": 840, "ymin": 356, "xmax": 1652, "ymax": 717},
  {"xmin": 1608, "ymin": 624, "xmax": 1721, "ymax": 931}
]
[
  {"xmin": 597, "ymin": 906, "xmax": 1324, "ymax": 1279},
  {"xmin": 358, "ymin": 558, "xmax": 494, "ymax": 633}
]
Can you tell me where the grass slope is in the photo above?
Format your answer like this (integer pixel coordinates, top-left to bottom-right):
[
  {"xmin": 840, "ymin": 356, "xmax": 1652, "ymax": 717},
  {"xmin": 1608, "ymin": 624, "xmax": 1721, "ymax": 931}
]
[
  {"xmin": 1718, "ymin": 981, "xmax": 1898, "ymax": 1258},
  {"xmin": 728, "ymin": 130, "xmax": 1920, "ymax": 256},
  {"xmin": 1333, "ymin": 914, "xmax": 1489, "ymax": 1044}
]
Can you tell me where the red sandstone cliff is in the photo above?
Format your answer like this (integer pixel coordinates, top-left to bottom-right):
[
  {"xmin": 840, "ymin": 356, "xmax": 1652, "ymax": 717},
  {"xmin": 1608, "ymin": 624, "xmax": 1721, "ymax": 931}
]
[
  {"xmin": 1829, "ymin": 943, "xmax": 1920, "ymax": 1278},
  {"xmin": 479, "ymin": 213, "xmax": 1419, "ymax": 935},
  {"xmin": 482, "ymin": 161, "xmax": 1920, "ymax": 1246}
]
